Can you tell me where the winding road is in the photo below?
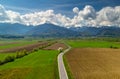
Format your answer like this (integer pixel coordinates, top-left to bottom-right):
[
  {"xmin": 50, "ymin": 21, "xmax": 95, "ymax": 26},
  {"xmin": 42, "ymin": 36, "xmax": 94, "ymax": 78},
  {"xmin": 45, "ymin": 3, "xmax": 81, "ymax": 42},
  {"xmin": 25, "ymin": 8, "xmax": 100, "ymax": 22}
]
[{"xmin": 58, "ymin": 44, "xmax": 71, "ymax": 79}]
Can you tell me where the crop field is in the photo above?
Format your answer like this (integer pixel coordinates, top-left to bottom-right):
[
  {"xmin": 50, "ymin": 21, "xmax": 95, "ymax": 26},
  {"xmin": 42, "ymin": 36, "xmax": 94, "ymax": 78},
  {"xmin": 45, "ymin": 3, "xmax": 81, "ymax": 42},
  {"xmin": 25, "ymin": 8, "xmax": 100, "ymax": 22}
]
[
  {"xmin": 44, "ymin": 42, "xmax": 68, "ymax": 50},
  {"xmin": 66, "ymin": 40, "xmax": 120, "ymax": 48},
  {"xmin": 0, "ymin": 49, "xmax": 59, "ymax": 79},
  {"xmin": 0, "ymin": 40, "xmax": 63, "ymax": 79},
  {"xmin": 0, "ymin": 41, "xmax": 55, "ymax": 53},
  {"xmin": 65, "ymin": 48, "xmax": 120, "ymax": 79},
  {"xmin": 0, "ymin": 41, "xmax": 37, "ymax": 50}
]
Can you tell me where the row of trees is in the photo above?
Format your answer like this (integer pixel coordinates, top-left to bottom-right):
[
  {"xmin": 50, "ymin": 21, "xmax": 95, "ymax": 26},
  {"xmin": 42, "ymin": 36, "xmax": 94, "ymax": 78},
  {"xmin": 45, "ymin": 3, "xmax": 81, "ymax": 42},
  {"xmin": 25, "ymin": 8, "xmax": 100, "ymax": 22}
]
[{"xmin": 0, "ymin": 50, "xmax": 29, "ymax": 65}]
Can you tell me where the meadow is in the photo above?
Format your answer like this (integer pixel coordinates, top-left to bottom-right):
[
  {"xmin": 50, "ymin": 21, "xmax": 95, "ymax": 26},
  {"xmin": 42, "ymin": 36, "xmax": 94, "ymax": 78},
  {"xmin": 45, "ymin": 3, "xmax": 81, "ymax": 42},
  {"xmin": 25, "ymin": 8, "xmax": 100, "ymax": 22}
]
[
  {"xmin": 66, "ymin": 40, "xmax": 120, "ymax": 48},
  {"xmin": 0, "ymin": 41, "xmax": 37, "ymax": 50},
  {"xmin": 0, "ymin": 40, "xmax": 62, "ymax": 79},
  {"xmin": 0, "ymin": 50, "xmax": 59, "ymax": 79}
]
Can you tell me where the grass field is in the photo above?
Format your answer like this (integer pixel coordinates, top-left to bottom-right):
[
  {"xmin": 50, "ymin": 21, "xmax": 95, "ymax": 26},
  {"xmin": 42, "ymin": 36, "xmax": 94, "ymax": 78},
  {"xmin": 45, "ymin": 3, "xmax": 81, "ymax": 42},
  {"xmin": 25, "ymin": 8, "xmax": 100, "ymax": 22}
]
[
  {"xmin": 65, "ymin": 48, "xmax": 120, "ymax": 79},
  {"xmin": 0, "ymin": 41, "xmax": 37, "ymax": 50},
  {"xmin": 66, "ymin": 40, "xmax": 120, "ymax": 48},
  {"xmin": 0, "ymin": 50, "xmax": 59, "ymax": 79},
  {"xmin": 0, "ymin": 53, "xmax": 16, "ymax": 60}
]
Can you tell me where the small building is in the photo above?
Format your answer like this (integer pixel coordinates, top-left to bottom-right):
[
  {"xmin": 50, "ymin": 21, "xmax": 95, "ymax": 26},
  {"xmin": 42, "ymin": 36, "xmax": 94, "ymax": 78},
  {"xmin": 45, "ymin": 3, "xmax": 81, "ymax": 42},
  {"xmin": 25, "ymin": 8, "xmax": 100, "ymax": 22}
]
[{"xmin": 58, "ymin": 47, "xmax": 63, "ymax": 53}]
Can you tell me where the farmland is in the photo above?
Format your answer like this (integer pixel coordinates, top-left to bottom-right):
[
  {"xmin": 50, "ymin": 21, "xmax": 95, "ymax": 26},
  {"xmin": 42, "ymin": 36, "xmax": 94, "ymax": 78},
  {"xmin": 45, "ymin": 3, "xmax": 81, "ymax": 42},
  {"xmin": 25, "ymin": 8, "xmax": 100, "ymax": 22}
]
[
  {"xmin": 0, "ymin": 41, "xmax": 37, "ymax": 50},
  {"xmin": 0, "ymin": 50, "xmax": 59, "ymax": 79},
  {"xmin": 64, "ymin": 40, "xmax": 120, "ymax": 79},
  {"xmin": 0, "ymin": 40, "xmax": 65, "ymax": 79},
  {"xmin": 65, "ymin": 48, "xmax": 120, "ymax": 79},
  {"xmin": 44, "ymin": 42, "xmax": 68, "ymax": 50},
  {"xmin": 66, "ymin": 40, "xmax": 120, "ymax": 48}
]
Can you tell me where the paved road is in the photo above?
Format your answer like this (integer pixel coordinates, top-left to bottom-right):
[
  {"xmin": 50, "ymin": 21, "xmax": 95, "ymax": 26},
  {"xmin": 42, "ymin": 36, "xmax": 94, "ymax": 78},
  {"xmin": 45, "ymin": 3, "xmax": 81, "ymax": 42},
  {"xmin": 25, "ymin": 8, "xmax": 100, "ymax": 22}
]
[{"xmin": 58, "ymin": 45, "xmax": 71, "ymax": 79}]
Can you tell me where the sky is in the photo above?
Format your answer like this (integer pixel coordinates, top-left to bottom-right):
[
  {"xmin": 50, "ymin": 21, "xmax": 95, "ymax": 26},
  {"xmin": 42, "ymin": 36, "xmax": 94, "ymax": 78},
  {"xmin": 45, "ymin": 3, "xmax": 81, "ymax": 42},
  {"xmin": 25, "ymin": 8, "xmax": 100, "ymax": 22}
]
[{"xmin": 0, "ymin": 0, "xmax": 120, "ymax": 27}]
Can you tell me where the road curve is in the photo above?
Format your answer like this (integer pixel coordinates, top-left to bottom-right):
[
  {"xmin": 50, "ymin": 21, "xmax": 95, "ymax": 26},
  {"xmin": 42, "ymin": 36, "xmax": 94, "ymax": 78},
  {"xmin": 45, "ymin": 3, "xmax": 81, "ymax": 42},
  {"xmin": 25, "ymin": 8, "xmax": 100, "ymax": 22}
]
[{"xmin": 58, "ymin": 44, "xmax": 71, "ymax": 79}]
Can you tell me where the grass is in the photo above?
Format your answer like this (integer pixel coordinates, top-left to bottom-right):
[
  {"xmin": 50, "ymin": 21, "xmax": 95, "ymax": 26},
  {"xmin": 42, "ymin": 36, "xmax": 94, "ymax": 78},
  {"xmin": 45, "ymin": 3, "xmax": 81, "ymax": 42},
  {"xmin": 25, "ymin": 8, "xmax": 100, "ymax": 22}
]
[
  {"xmin": 0, "ymin": 53, "xmax": 16, "ymax": 60},
  {"xmin": 0, "ymin": 50, "xmax": 59, "ymax": 79},
  {"xmin": 0, "ymin": 41, "xmax": 37, "ymax": 50},
  {"xmin": 66, "ymin": 40, "xmax": 120, "ymax": 48}
]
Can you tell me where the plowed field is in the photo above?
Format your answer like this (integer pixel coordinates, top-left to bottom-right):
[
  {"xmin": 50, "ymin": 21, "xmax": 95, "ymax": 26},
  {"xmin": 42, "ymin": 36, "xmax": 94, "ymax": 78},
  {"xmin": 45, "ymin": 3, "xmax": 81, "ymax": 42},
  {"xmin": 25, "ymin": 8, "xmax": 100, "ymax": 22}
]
[
  {"xmin": 0, "ymin": 42, "xmax": 50, "ymax": 53},
  {"xmin": 65, "ymin": 48, "xmax": 120, "ymax": 79},
  {"xmin": 44, "ymin": 43, "xmax": 67, "ymax": 50}
]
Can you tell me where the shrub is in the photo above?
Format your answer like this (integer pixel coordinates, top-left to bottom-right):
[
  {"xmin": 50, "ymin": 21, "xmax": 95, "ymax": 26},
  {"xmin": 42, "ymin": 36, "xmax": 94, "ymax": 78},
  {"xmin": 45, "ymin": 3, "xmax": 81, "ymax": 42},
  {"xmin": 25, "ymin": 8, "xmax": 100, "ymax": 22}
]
[
  {"xmin": 33, "ymin": 48, "xmax": 38, "ymax": 52},
  {"xmin": 110, "ymin": 45, "xmax": 113, "ymax": 48},
  {"xmin": 110, "ymin": 45, "xmax": 118, "ymax": 49},
  {"xmin": 3, "ymin": 56, "xmax": 15, "ymax": 63},
  {"xmin": 16, "ymin": 52, "xmax": 24, "ymax": 58},
  {"xmin": 0, "ymin": 60, "xmax": 3, "ymax": 65}
]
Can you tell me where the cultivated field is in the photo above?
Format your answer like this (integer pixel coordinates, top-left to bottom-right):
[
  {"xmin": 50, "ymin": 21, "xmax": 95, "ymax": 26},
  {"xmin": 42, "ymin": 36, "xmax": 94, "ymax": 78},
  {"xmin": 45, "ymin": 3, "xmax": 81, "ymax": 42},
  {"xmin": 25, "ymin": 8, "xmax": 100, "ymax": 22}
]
[
  {"xmin": 66, "ymin": 40, "xmax": 120, "ymax": 48},
  {"xmin": 0, "ymin": 50, "xmax": 59, "ymax": 79},
  {"xmin": 44, "ymin": 42, "xmax": 67, "ymax": 50},
  {"xmin": 0, "ymin": 41, "xmax": 52, "ymax": 53},
  {"xmin": 65, "ymin": 48, "xmax": 120, "ymax": 79},
  {"xmin": 0, "ymin": 40, "xmax": 65, "ymax": 79}
]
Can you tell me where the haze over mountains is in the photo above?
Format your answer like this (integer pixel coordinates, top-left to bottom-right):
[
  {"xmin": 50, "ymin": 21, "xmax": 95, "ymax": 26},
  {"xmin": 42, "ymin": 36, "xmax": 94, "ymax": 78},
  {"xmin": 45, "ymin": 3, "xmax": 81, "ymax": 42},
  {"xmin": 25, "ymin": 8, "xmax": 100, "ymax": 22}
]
[{"xmin": 0, "ymin": 23, "xmax": 120, "ymax": 38}]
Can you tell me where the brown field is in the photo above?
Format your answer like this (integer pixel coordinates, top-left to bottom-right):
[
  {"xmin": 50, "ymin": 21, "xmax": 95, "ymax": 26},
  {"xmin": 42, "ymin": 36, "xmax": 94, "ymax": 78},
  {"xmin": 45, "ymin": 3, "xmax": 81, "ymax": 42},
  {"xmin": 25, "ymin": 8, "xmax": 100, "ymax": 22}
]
[
  {"xmin": 65, "ymin": 48, "xmax": 120, "ymax": 79},
  {"xmin": 0, "ymin": 42, "xmax": 50, "ymax": 53},
  {"xmin": 0, "ymin": 42, "xmax": 19, "ymax": 46},
  {"xmin": 44, "ymin": 42, "xmax": 67, "ymax": 50}
]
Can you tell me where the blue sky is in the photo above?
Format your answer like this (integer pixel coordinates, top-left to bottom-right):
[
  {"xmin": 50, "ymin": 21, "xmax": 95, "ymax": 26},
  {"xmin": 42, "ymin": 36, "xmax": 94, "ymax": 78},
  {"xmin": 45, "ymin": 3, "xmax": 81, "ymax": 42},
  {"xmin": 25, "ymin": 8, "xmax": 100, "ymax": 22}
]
[
  {"xmin": 0, "ymin": 0, "xmax": 120, "ymax": 15},
  {"xmin": 0, "ymin": 0, "xmax": 120, "ymax": 27}
]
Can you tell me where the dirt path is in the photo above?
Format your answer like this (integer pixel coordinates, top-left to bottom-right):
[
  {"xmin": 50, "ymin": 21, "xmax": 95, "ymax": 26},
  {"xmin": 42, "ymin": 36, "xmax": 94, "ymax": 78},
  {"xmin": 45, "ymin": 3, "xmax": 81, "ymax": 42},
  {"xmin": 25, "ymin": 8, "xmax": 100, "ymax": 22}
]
[{"xmin": 58, "ymin": 44, "xmax": 71, "ymax": 79}]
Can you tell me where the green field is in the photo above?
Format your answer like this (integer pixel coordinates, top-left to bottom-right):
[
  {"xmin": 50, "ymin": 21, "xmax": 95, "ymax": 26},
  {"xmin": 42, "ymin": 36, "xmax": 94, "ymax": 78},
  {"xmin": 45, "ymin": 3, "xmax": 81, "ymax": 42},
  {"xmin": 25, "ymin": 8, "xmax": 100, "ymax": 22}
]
[
  {"xmin": 0, "ymin": 50, "xmax": 59, "ymax": 79},
  {"xmin": 0, "ymin": 41, "xmax": 37, "ymax": 50},
  {"xmin": 0, "ymin": 53, "xmax": 16, "ymax": 60},
  {"xmin": 66, "ymin": 40, "xmax": 120, "ymax": 48}
]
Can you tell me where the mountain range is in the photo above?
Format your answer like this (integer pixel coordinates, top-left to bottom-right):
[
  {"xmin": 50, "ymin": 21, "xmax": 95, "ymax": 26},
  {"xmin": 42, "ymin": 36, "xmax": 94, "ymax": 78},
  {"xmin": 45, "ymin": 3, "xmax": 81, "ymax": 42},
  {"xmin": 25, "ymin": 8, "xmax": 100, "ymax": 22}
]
[{"xmin": 0, "ymin": 23, "xmax": 120, "ymax": 38}]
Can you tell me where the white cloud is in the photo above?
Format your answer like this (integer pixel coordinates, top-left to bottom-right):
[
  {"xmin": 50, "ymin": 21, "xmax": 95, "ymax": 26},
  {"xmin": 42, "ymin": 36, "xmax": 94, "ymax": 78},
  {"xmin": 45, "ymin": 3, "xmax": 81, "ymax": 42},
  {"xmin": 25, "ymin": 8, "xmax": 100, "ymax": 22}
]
[
  {"xmin": 0, "ymin": 4, "xmax": 9, "ymax": 22},
  {"xmin": 73, "ymin": 7, "xmax": 79, "ymax": 14},
  {"xmin": 0, "ymin": 4, "xmax": 120, "ymax": 27},
  {"xmin": 96, "ymin": 6, "xmax": 120, "ymax": 26}
]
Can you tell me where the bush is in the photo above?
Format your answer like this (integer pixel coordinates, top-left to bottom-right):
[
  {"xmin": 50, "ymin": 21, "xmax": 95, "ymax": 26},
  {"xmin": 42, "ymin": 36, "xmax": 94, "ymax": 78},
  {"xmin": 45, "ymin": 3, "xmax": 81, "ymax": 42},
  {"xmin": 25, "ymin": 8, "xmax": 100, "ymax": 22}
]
[
  {"xmin": 0, "ymin": 60, "xmax": 3, "ymax": 65},
  {"xmin": 110, "ymin": 45, "xmax": 118, "ymax": 49},
  {"xmin": 110, "ymin": 45, "xmax": 113, "ymax": 48},
  {"xmin": 3, "ymin": 56, "xmax": 15, "ymax": 63},
  {"xmin": 16, "ymin": 50, "xmax": 28, "ymax": 58},
  {"xmin": 33, "ymin": 48, "xmax": 38, "ymax": 52}
]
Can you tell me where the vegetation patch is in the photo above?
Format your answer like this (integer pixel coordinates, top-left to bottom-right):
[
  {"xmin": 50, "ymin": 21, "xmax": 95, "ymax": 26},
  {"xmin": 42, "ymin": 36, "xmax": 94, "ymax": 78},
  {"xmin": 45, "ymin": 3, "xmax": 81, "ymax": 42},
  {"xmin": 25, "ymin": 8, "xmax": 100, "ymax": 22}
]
[
  {"xmin": 0, "ymin": 68, "xmax": 31, "ymax": 79},
  {"xmin": 0, "ymin": 50, "xmax": 59, "ymax": 79},
  {"xmin": 66, "ymin": 40, "xmax": 120, "ymax": 48}
]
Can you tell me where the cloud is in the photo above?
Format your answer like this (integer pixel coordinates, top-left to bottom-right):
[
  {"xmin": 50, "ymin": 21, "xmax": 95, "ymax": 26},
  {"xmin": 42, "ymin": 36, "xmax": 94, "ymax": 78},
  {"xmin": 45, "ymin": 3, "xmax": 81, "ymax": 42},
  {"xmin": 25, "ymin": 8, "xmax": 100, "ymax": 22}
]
[
  {"xmin": 0, "ymin": 4, "xmax": 120, "ymax": 27},
  {"xmin": 73, "ymin": 7, "xmax": 79, "ymax": 14},
  {"xmin": 0, "ymin": 4, "xmax": 9, "ymax": 22},
  {"xmin": 96, "ymin": 6, "xmax": 120, "ymax": 26}
]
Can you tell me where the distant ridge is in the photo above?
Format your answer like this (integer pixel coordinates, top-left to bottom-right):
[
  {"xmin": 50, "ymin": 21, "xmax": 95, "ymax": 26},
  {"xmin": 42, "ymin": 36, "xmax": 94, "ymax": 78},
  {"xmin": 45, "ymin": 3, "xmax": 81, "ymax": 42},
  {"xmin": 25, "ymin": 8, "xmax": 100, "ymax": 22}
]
[
  {"xmin": 0, "ymin": 23, "xmax": 33, "ymax": 35},
  {"xmin": 0, "ymin": 23, "xmax": 120, "ymax": 38},
  {"xmin": 69, "ymin": 26, "xmax": 120, "ymax": 37},
  {"xmin": 27, "ymin": 23, "xmax": 80, "ymax": 37}
]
